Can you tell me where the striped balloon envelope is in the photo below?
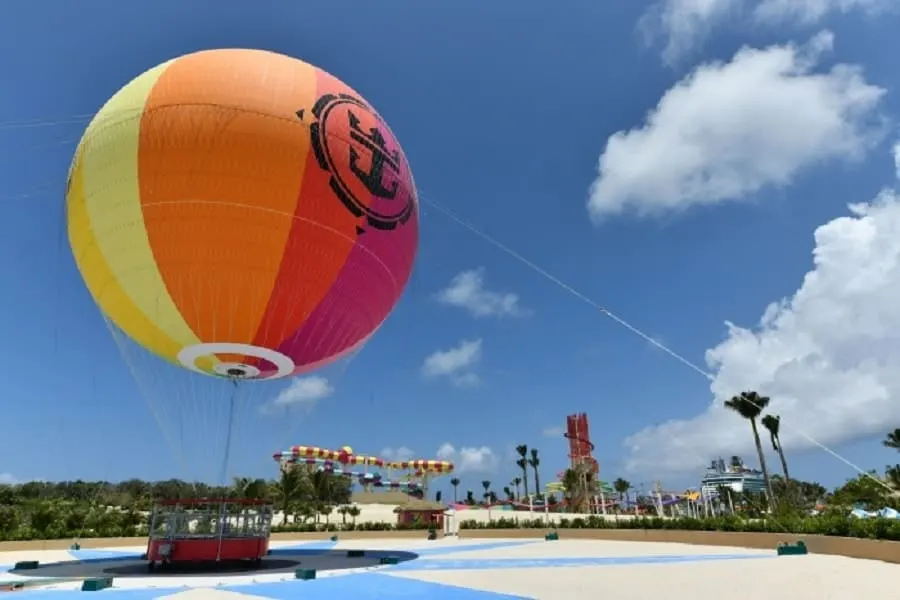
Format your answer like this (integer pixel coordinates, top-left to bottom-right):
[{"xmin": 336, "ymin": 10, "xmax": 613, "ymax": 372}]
[{"xmin": 67, "ymin": 49, "xmax": 418, "ymax": 380}]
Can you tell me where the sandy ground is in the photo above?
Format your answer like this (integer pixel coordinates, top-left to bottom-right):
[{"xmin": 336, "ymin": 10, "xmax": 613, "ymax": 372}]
[{"xmin": 0, "ymin": 537, "xmax": 897, "ymax": 598}]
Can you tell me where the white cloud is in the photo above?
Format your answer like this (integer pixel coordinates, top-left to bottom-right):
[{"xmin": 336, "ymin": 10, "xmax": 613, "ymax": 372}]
[
  {"xmin": 437, "ymin": 443, "xmax": 499, "ymax": 473},
  {"xmin": 588, "ymin": 32, "xmax": 885, "ymax": 221},
  {"xmin": 642, "ymin": 0, "xmax": 894, "ymax": 65},
  {"xmin": 436, "ymin": 269, "xmax": 529, "ymax": 318},
  {"xmin": 263, "ymin": 376, "xmax": 333, "ymax": 413},
  {"xmin": 893, "ymin": 141, "xmax": 900, "ymax": 180},
  {"xmin": 0, "ymin": 474, "xmax": 18, "ymax": 485},
  {"xmin": 624, "ymin": 145, "xmax": 900, "ymax": 475},
  {"xmin": 542, "ymin": 426, "xmax": 565, "ymax": 437},
  {"xmin": 381, "ymin": 446, "xmax": 416, "ymax": 462},
  {"xmin": 421, "ymin": 339, "xmax": 483, "ymax": 386},
  {"xmin": 381, "ymin": 444, "xmax": 499, "ymax": 473},
  {"xmin": 754, "ymin": 0, "xmax": 893, "ymax": 24},
  {"xmin": 639, "ymin": 0, "xmax": 744, "ymax": 66}
]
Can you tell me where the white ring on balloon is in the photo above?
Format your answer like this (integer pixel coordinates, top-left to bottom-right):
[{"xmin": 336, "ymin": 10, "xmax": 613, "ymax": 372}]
[{"xmin": 177, "ymin": 343, "xmax": 295, "ymax": 380}]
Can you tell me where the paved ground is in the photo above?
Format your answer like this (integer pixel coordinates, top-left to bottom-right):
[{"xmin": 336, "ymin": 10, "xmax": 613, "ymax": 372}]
[
  {"xmin": 0, "ymin": 537, "xmax": 896, "ymax": 598},
  {"xmin": 7, "ymin": 547, "xmax": 419, "ymax": 579}
]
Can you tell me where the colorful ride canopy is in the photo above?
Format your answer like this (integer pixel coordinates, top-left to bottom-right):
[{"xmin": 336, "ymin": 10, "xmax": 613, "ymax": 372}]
[{"xmin": 67, "ymin": 49, "xmax": 418, "ymax": 380}]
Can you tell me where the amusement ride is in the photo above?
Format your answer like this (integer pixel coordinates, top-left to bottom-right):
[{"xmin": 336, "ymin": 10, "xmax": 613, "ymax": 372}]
[{"xmin": 274, "ymin": 445, "xmax": 455, "ymax": 495}]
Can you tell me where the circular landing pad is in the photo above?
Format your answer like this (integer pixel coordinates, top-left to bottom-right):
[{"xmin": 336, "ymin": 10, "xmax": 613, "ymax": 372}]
[{"xmin": 9, "ymin": 549, "xmax": 418, "ymax": 579}]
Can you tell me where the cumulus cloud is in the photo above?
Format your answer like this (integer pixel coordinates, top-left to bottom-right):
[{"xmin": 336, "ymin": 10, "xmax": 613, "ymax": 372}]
[
  {"xmin": 639, "ymin": 0, "xmax": 744, "ymax": 66},
  {"xmin": 421, "ymin": 339, "xmax": 483, "ymax": 386},
  {"xmin": 381, "ymin": 444, "xmax": 498, "ymax": 473},
  {"xmin": 542, "ymin": 426, "xmax": 565, "ymax": 437},
  {"xmin": 262, "ymin": 376, "xmax": 334, "ymax": 413},
  {"xmin": 588, "ymin": 32, "xmax": 885, "ymax": 221},
  {"xmin": 437, "ymin": 443, "xmax": 499, "ymax": 473},
  {"xmin": 380, "ymin": 446, "xmax": 416, "ymax": 462},
  {"xmin": 754, "ymin": 0, "xmax": 893, "ymax": 24},
  {"xmin": 436, "ymin": 268, "xmax": 529, "ymax": 318},
  {"xmin": 642, "ymin": 0, "xmax": 894, "ymax": 64},
  {"xmin": 894, "ymin": 141, "xmax": 900, "ymax": 180},
  {"xmin": 623, "ymin": 144, "xmax": 900, "ymax": 475},
  {"xmin": 0, "ymin": 474, "xmax": 19, "ymax": 485}
]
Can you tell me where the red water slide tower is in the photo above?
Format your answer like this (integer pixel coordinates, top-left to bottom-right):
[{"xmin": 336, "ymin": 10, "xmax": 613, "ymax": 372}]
[{"xmin": 564, "ymin": 413, "xmax": 599, "ymax": 474}]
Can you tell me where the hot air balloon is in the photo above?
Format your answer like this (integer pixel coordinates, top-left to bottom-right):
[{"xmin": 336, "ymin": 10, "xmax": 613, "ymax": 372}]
[{"xmin": 66, "ymin": 49, "xmax": 418, "ymax": 479}]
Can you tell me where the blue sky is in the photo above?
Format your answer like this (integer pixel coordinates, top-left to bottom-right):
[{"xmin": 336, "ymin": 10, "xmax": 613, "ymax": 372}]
[{"xmin": 2, "ymin": 0, "xmax": 900, "ymax": 498}]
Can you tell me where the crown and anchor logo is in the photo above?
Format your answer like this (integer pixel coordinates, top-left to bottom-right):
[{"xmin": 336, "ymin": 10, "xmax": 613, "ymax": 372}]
[{"xmin": 299, "ymin": 94, "xmax": 414, "ymax": 235}]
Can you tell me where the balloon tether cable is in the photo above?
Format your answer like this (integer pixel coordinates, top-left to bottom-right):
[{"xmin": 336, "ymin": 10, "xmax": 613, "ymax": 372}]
[{"xmin": 218, "ymin": 379, "xmax": 239, "ymax": 488}]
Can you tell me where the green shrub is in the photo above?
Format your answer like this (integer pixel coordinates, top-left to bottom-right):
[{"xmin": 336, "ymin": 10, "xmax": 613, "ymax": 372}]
[{"xmin": 457, "ymin": 514, "xmax": 900, "ymax": 541}]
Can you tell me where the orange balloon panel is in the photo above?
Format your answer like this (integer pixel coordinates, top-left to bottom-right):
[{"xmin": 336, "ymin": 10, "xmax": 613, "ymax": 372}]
[{"xmin": 67, "ymin": 49, "xmax": 418, "ymax": 380}]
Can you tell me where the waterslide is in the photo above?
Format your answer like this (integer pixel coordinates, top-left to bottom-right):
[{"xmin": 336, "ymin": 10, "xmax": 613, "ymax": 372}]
[
  {"xmin": 273, "ymin": 445, "xmax": 455, "ymax": 493},
  {"xmin": 850, "ymin": 506, "xmax": 900, "ymax": 519},
  {"xmin": 274, "ymin": 445, "xmax": 385, "ymax": 467},
  {"xmin": 384, "ymin": 459, "xmax": 454, "ymax": 476},
  {"xmin": 285, "ymin": 457, "xmax": 422, "ymax": 491}
]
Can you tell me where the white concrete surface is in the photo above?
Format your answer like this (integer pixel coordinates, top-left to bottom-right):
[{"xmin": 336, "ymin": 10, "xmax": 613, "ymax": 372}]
[
  {"xmin": 1, "ymin": 537, "xmax": 897, "ymax": 598},
  {"xmin": 394, "ymin": 550, "xmax": 899, "ymax": 599}
]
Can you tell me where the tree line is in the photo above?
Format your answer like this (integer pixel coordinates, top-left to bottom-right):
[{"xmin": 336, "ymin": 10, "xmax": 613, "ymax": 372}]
[{"xmin": 0, "ymin": 468, "xmax": 359, "ymax": 540}]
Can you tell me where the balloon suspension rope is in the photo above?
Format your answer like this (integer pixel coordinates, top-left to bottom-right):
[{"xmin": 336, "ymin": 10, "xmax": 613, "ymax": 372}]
[{"xmin": 219, "ymin": 380, "xmax": 240, "ymax": 488}]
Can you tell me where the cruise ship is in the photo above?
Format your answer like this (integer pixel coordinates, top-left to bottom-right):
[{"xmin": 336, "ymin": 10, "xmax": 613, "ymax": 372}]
[{"xmin": 700, "ymin": 456, "xmax": 767, "ymax": 497}]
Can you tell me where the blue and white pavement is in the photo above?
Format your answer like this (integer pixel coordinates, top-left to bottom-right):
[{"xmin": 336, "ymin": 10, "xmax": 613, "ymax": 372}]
[{"xmin": 0, "ymin": 537, "xmax": 801, "ymax": 599}]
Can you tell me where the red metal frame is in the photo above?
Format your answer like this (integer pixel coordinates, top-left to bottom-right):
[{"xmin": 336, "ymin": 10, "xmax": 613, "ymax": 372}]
[
  {"xmin": 146, "ymin": 498, "xmax": 272, "ymax": 566},
  {"xmin": 564, "ymin": 413, "xmax": 599, "ymax": 474}
]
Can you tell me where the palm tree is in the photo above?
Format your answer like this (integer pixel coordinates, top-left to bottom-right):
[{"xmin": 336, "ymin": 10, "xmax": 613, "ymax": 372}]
[
  {"xmin": 762, "ymin": 414, "xmax": 791, "ymax": 486},
  {"xmin": 886, "ymin": 465, "xmax": 900, "ymax": 490},
  {"xmin": 231, "ymin": 477, "xmax": 251, "ymax": 498},
  {"xmin": 296, "ymin": 503, "xmax": 317, "ymax": 525},
  {"xmin": 449, "ymin": 478, "xmax": 460, "ymax": 503},
  {"xmin": 481, "ymin": 480, "xmax": 491, "ymax": 504},
  {"xmin": 562, "ymin": 466, "xmax": 594, "ymax": 513},
  {"xmin": 315, "ymin": 502, "xmax": 332, "ymax": 524},
  {"xmin": 515, "ymin": 445, "xmax": 530, "ymax": 498},
  {"xmin": 311, "ymin": 470, "xmax": 351, "ymax": 510},
  {"xmin": 561, "ymin": 468, "xmax": 579, "ymax": 510},
  {"xmin": 715, "ymin": 485, "xmax": 734, "ymax": 515},
  {"xmin": 503, "ymin": 486, "xmax": 514, "ymax": 501},
  {"xmin": 528, "ymin": 448, "xmax": 541, "ymax": 498},
  {"xmin": 232, "ymin": 477, "xmax": 268, "ymax": 500},
  {"xmin": 272, "ymin": 467, "xmax": 305, "ymax": 525},
  {"xmin": 512, "ymin": 477, "xmax": 523, "ymax": 500},
  {"xmin": 883, "ymin": 429, "xmax": 900, "ymax": 451},
  {"xmin": 613, "ymin": 478, "xmax": 631, "ymax": 511},
  {"xmin": 724, "ymin": 391, "xmax": 776, "ymax": 508}
]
